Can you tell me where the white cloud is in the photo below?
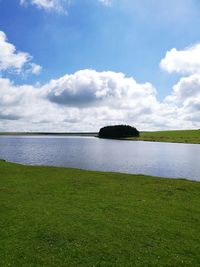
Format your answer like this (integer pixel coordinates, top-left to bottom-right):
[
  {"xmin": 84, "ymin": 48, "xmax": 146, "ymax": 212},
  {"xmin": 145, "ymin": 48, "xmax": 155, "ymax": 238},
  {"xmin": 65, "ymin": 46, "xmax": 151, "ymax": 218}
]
[
  {"xmin": 99, "ymin": 0, "xmax": 112, "ymax": 6},
  {"xmin": 20, "ymin": 0, "xmax": 112, "ymax": 13},
  {"xmin": 29, "ymin": 63, "xmax": 42, "ymax": 75},
  {"xmin": 0, "ymin": 31, "xmax": 42, "ymax": 75},
  {"xmin": 0, "ymin": 70, "xmax": 157, "ymax": 131},
  {"xmin": 43, "ymin": 69, "xmax": 157, "ymax": 108},
  {"xmin": 0, "ymin": 69, "xmax": 199, "ymax": 132},
  {"xmin": 20, "ymin": 0, "xmax": 69, "ymax": 13},
  {"xmin": 160, "ymin": 43, "xmax": 200, "ymax": 125},
  {"xmin": 0, "ymin": 31, "xmax": 199, "ymax": 132},
  {"xmin": 160, "ymin": 44, "xmax": 200, "ymax": 74},
  {"xmin": 0, "ymin": 31, "xmax": 29, "ymax": 72},
  {"xmin": 165, "ymin": 74, "xmax": 200, "ymax": 122},
  {"xmin": 169, "ymin": 74, "xmax": 200, "ymax": 101}
]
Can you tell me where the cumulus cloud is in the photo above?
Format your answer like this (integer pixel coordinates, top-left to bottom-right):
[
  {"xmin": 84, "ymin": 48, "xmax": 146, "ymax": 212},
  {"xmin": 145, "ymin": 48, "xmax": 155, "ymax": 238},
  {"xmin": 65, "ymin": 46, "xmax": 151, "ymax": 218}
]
[
  {"xmin": 43, "ymin": 69, "xmax": 156, "ymax": 108},
  {"xmin": 160, "ymin": 44, "xmax": 200, "ymax": 74},
  {"xmin": 0, "ymin": 70, "xmax": 159, "ymax": 130},
  {"xmin": 165, "ymin": 74, "xmax": 200, "ymax": 122},
  {"xmin": 0, "ymin": 30, "xmax": 199, "ymax": 131},
  {"xmin": 0, "ymin": 31, "xmax": 29, "ymax": 72},
  {"xmin": 169, "ymin": 74, "xmax": 200, "ymax": 101},
  {"xmin": 160, "ymin": 43, "xmax": 200, "ymax": 125},
  {"xmin": 0, "ymin": 68, "xmax": 199, "ymax": 132},
  {"xmin": 0, "ymin": 31, "xmax": 42, "ymax": 75}
]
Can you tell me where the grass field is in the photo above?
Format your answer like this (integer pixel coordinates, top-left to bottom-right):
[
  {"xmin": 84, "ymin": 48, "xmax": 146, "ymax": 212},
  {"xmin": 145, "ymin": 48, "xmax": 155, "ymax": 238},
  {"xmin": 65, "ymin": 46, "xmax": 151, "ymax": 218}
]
[
  {"xmin": 0, "ymin": 161, "xmax": 200, "ymax": 266},
  {"xmin": 127, "ymin": 130, "xmax": 200, "ymax": 144}
]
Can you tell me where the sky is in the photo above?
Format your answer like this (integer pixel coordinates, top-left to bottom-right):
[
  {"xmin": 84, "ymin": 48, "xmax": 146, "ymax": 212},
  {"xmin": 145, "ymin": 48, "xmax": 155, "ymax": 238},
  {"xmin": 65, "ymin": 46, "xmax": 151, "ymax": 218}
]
[{"xmin": 0, "ymin": 0, "xmax": 200, "ymax": 132}]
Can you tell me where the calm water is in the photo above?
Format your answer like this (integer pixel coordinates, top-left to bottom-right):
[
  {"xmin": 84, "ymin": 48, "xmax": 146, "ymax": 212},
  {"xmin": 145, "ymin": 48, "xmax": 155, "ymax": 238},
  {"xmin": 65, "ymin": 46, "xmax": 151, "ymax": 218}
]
[{"xmin": 0, "ymin": 135, "xmax": 199, "ymax": 181}]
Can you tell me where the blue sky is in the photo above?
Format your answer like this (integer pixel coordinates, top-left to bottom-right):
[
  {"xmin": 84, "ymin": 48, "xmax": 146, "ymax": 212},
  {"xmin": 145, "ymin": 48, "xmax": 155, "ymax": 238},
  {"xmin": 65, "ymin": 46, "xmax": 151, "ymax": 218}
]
[
  {"xmin": 0, "ymin": 0, "xmax": 200, "ymax": 131},
  {"xmin": 1, "ymin": 0, "xmax": 199, "ymax": 92}
]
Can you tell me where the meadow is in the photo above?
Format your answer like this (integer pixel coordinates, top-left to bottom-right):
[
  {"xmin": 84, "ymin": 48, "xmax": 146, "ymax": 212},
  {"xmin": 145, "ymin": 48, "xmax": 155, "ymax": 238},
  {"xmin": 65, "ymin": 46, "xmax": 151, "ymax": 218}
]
[
  {"xmin": 0, "ymin": 161, "xmax": 199, "ymax": 266},
  {"xmin": 128, "ymin": 130, "xmax": 200, "ymax": 144}
]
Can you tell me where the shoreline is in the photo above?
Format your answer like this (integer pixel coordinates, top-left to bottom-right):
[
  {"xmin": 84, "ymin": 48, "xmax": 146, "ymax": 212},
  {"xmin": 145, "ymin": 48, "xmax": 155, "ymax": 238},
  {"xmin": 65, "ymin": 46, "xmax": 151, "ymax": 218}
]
[
  {"xmin": 0, "ymin": 160, "xmax": 199, "ymax": 183},
  {"xmin": 0, "ymin": 132, "xmax": 97, "ymax": 137}
]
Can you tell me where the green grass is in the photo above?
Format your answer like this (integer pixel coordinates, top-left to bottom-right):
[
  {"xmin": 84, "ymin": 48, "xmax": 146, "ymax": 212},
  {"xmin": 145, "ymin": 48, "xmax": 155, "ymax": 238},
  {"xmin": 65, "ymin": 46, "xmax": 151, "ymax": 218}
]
[
  {"xmin": 127, "ymin": 130, "xmax": 200, "ymax": 144},
  {"xmin": 0, "ymin": 161, "xmax": 200, "ymax": 266}
]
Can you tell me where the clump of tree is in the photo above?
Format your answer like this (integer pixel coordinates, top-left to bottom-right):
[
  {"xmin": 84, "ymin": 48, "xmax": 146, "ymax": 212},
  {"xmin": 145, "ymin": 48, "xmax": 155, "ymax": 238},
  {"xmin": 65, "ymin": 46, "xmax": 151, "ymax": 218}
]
[{"xmin": 98, "ymin": 125, "xmax": 139, "ymax": 139}]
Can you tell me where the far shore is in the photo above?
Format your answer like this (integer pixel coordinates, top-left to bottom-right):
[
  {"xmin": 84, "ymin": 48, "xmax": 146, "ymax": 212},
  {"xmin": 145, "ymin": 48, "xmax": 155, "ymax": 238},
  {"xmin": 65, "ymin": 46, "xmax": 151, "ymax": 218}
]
[
  {"xmin": 0, "ymin": 132, "xmax": 98, "ymax": 137},
  {"xmin": 0, "ymin": 129, "xmax": 199, "ymax": 144}
]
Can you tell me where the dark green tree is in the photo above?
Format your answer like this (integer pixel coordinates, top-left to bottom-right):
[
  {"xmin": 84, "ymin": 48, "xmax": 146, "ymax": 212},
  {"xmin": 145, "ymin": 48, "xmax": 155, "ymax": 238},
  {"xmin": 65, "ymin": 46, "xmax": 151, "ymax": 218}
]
[{"xmin": 98, "ymin": 125, "xmax": 139, "ymax": 139}]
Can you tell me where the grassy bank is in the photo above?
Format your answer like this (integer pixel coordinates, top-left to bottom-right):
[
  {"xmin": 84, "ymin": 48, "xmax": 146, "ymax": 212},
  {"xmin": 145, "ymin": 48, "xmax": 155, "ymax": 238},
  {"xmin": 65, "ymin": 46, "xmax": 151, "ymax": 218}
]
[
  {"xmin": 127, "ymin": 130, "xmax": 200, "ymax": 144},
  {"xmin": 0, "ymin": 161, "xmax": 200, "ymax": 266}
]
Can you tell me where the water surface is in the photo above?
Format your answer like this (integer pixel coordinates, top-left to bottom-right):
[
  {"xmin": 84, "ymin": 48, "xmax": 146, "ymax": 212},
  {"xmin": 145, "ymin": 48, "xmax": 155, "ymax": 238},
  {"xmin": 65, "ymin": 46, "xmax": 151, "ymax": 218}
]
[{"xmin": 0, "ymin": 135, "xmax": 199, "ymax": 181}]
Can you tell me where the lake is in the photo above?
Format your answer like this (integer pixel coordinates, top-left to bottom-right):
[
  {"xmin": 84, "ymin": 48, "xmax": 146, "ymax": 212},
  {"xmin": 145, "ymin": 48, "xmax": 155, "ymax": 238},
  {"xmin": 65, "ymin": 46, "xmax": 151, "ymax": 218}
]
[{"xmin": 0, "ymin": 135, "xmax": 199, "ymax": 181}]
